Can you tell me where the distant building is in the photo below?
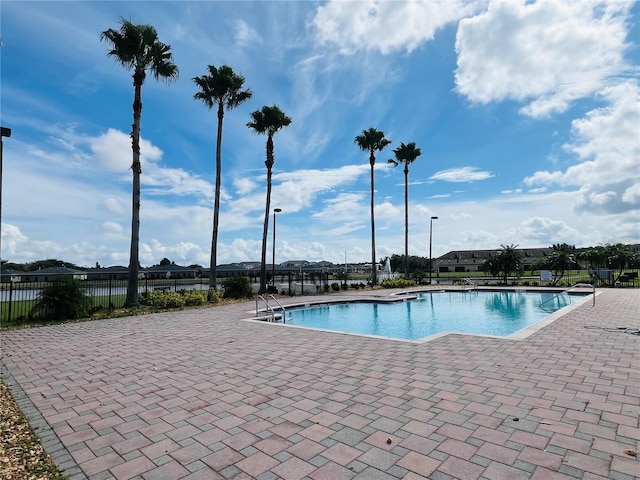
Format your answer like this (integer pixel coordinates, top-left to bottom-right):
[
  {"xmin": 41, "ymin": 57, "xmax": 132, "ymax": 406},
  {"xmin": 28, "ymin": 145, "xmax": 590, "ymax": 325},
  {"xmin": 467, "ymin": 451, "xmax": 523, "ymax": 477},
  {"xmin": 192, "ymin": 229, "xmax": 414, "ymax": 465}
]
[{"xmin": 435, "ymin": 248, "xmax": 550, "ymax": 273}]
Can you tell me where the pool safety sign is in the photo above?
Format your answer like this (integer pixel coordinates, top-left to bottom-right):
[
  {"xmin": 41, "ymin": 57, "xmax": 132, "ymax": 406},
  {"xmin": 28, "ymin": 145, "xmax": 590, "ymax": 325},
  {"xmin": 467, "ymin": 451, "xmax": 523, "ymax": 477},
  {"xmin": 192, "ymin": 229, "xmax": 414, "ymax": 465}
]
[{"xmin": 540, "ymin": 270, "xmax": 552, "ymax": 282}]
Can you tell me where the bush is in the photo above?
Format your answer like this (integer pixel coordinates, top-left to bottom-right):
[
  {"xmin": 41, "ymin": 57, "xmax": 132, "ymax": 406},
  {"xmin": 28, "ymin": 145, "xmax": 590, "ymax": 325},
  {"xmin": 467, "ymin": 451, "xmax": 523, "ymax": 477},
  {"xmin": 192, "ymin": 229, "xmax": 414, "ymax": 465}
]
[
  {"xmin": 223, "ymin": 276, "xmax": 253, "ymax": 299},
  {"xmin": 380, "ymin": 278, "xmax": 416, "ymax": 288},
  {"xmin": 29, "ymin": 277, "xmax": 92, "ymax": 322},
  {"xmin": 140, "ymin": 290, "xmax": 185, "ymax": 309},
  {"xmin": 181, "ymin": 289, "xmax": 208, "ymax": 306},
  {"xmin": 208, "ymin": 289, "xmax": 222, "ymax": 304},
  {"xmin": 331, "ymin": 282, "xmax": 340, "ymax": 291}
]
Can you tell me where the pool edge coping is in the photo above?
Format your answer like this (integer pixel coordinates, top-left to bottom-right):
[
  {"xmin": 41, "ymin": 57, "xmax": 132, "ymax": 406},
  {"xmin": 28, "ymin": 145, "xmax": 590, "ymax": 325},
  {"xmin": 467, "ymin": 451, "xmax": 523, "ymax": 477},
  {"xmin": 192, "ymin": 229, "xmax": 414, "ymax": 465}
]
[{"xmin": 242, "ymin": 288, "xmax": 599, "ymax": 344}]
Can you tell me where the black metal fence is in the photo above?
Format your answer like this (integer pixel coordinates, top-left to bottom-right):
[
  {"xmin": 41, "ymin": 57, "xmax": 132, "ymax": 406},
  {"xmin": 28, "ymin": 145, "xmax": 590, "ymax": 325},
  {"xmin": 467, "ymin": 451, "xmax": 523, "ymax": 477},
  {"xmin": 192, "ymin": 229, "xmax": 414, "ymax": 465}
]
[{"xmin": 1, "ymin": 269, "xmax": 636, "ymax": 324}]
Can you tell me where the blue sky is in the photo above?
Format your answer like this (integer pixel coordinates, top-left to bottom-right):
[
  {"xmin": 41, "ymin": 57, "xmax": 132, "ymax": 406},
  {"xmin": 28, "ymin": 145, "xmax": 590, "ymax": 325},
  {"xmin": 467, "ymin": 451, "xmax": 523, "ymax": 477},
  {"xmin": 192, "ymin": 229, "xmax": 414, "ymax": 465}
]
[{"xmin": 1, "ymin": 0, "xmax": 639, "ymax": 268}]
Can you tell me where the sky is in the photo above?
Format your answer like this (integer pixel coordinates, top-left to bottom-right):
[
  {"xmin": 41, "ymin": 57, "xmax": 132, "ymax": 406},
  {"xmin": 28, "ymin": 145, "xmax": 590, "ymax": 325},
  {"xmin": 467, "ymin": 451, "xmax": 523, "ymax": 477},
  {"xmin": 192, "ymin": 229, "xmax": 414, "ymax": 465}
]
[{"xmin": 1, "ymin": 0, "xmax": 639, "ymax": 269}]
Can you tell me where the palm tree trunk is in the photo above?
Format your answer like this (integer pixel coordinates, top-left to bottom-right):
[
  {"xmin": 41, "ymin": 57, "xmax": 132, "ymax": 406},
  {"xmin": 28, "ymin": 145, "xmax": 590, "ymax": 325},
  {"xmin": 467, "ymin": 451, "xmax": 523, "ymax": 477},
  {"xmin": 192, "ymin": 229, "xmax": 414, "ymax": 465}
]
[
  {"xmin": 210, "ymin": 103, "xmax": 224, "ymax": 290},
  {"xmin": 404, "ymin": 166, "xmax": 409, "ymax": 280},
  {"xmin": 126, "ymin": 76, "xmax": 143, "ymax": 306},
  {"xmin": 370, "ymin": 154, "xmax": 376, "ymax": 286},
  {"xmin": 259, "ymin": 136, "xmax": 274, "ymax": 294}
]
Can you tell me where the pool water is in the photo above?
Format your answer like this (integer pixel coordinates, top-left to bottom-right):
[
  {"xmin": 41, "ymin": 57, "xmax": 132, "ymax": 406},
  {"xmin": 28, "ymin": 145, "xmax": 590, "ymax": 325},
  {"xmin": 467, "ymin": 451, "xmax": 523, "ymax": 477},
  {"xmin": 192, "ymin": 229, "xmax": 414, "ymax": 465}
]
[{"xmin": 283, "ymin": 290, "xmax": 584, "ymax": 340}]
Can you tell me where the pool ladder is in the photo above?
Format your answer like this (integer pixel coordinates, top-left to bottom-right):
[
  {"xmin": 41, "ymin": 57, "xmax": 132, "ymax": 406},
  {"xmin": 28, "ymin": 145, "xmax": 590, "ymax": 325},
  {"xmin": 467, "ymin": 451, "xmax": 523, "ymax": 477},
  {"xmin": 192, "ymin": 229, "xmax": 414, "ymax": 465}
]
[
  {"xmin": 256, "ymin": 294, "xmax": 286, "ymax": 323},
  {"xmin": 539, "ymin": 283, "xmax": 595, "ymax": 310},
  {"xmin": 461, "ymin": 278, "xmax": 478, "ymax": 290}
]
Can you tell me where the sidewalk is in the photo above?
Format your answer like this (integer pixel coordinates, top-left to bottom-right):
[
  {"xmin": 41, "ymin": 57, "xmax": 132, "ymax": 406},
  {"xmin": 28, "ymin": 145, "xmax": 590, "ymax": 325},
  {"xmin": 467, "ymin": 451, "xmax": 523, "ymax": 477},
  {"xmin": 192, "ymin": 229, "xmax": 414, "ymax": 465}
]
[{"xmin": 1, "ymin": 288, "xmax": 638, "ymax": 479}]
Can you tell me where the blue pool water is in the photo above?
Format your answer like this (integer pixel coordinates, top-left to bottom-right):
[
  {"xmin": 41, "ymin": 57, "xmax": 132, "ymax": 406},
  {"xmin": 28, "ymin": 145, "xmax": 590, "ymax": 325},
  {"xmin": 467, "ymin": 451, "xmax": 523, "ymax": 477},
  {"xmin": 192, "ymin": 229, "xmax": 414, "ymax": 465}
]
[{"xmin": 283, "ymin": 290, "xmax": 584, "ymax": 340}]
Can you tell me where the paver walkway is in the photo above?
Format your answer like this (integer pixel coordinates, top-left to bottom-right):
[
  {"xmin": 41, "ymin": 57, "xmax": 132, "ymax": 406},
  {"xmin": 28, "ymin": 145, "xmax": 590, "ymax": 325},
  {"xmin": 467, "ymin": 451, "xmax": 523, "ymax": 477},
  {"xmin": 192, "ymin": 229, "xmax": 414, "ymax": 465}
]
[{"xmin": 1, "ymin": 288, "xmax": 638, "ymax": 479}]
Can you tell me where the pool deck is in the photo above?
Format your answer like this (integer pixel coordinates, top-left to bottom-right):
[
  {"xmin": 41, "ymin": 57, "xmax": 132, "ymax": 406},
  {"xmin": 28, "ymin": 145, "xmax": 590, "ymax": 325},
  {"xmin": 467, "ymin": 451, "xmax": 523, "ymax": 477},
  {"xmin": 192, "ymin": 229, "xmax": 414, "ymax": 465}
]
[{"xmin": 1, "ymin": 287, "xmax": 638, "ymax": 479}]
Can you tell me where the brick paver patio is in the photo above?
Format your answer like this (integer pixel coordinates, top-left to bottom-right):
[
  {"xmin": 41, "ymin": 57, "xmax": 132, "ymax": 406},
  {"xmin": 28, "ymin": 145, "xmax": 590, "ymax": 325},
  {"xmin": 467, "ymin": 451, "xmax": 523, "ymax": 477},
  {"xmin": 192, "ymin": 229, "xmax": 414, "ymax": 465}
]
[{"xmin": 1, "ymin": 288, "xmax": 638, "ymax": 479}]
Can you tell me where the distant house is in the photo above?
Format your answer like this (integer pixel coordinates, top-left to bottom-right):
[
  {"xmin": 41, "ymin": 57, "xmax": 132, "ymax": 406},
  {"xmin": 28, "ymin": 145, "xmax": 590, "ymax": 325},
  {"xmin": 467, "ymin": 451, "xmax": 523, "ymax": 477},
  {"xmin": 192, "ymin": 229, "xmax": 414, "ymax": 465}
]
[
  {"xmin": 144, "ymin": 264, "xmax": 197, "ymax": 279},
  {"xmin": 86, "ymin": 266, "xmax": 129, "ymax": 281},
  {"xmin": 0, "ymin": 269, "xmax": 27, "ymax": 283},
  {"xmin": 24, "ymin": 266, "xmax": 88, "ymax": 282},
  {"xmin": 435, "ymin": 248, "xmax": 550, "ymax": 273}
]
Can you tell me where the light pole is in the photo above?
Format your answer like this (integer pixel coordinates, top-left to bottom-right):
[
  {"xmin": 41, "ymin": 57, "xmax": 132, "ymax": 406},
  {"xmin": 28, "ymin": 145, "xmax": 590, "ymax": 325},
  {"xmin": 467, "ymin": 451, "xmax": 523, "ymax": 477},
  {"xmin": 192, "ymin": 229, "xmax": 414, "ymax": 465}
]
[
  {"xmin": 271, "ymin": 208, "xmax": 281, "ymax": 291},
  {"xmin": 0, "ymin": 127, "xmax": 11, "ymax": 318},
  {"xmin": 429, "ymin": 216, "xmax": 438, "ymax": 285}
]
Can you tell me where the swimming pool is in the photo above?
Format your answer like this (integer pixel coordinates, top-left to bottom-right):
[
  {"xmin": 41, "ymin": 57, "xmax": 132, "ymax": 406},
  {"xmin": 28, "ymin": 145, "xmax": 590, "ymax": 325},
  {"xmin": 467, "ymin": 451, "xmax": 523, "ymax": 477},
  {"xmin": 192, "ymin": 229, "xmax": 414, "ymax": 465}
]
[{"xmin": 282, "ymin": 290, "xmax": 587, "ymax": 341}]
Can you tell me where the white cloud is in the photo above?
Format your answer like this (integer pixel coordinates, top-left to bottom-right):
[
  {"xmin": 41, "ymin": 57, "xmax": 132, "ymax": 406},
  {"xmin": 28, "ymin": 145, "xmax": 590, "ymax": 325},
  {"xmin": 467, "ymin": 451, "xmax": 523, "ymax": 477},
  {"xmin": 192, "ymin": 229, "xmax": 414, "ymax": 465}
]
[
  {"xmin": 507, "ymin": 217, "xmax": 581, "ymax": 244},
  {"xmin": 235, "ymin": 19, "xmax": 263, "ymax": 47},
  {"xmin": 101, "ymin": 197, "xmax": 125, "ymax": 215},
  {"xmin": 100, "ymin": 221, "xmax": 124, "ymax": 236},
  {"xmin": 234, "ymin": 177, "xmax": 257, "ymax": 195},
  {"xmin": 524, "ymin": 81, "xmax": 640, "ymax": 214},
  {"xmin": 430, "ymin": 167, "xmax": 494, "ymax": 182},
  {"xmin": 90, "ymin": 128, "xmax": 214, "ymax": 200},
  {"xmin": 313, "ymin": 0, "xmax": 479, "ymax": 54},
  {"xmin": 455, "ymin": 0, "xmax": 634, "ymax": 117}
]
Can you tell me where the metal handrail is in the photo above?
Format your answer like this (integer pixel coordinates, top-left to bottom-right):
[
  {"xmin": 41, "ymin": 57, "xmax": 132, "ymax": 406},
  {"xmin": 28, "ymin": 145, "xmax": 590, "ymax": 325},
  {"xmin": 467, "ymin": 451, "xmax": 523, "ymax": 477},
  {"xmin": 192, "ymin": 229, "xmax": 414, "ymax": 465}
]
[
  {"xmin": 268, "ymin": 294, "xmax": 285, "ymax": 323},
  {"xmin": 461, "ymin": 278, "xmax": 478, "ymax": 290},
  {"xmin": 540, "ymin": 282, "xmax": 596, "ymax": 309},
  {"xmin": 255, "ymin": 294, "xmax": 285, "ymax": 322}
]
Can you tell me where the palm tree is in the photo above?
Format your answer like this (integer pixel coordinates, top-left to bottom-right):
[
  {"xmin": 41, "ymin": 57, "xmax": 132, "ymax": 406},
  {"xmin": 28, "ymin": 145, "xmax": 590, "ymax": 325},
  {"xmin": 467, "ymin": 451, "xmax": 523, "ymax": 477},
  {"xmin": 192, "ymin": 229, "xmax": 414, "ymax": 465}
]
[
  {"xmin": 193, "ymin": 65, "xmax": 252, "ymax": 291},
  {"xmin": 388, "ymin": 142, "xmax": 422, "ymax": 280},
  {"xmin": 354, "ymin": 128, "xmax": 391, "ymax": 286},
  {"xmin": 498, "ymin": 244, "xmax": 523, "ymax": 284},
  {"xmin": 101, "ymin": 19, "xmax": 178, "ymax": 306},
  {"xmin": 247, "ymin": 106, "xmax": 292, "ymax": 293}
]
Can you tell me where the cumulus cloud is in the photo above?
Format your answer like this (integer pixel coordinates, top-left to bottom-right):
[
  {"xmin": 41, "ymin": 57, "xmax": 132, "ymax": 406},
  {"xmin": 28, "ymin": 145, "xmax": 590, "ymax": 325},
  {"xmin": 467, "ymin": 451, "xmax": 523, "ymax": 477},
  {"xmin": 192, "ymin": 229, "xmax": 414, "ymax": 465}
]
[
  {"xmin": 313, "ymin": 0, "xmax": 478, "ymax": 54},
  {"xmin": 234, "ymin": 177, "xmax": 257, "ymax": 195},
  {"xmin": 100, "ymin": 221, "xmax": 124, "ymax": 236},
  {"xmin": 235, "ymin": 19, "xmax": 263, "ymax": 47},
  {"xmin": 101, "ymin": 197, "xmax": 125, "ymax": 215},
  {"xmin": 524, "ymin": 81, "xmax": 640, "ymax": 214},
  {"xmin": 91, "ymin": 128, "xmax": 162, "ymax": 172},
  {"xmin": 429, "ymin": 167, "xmax": 494, "ymax": 182},
  {"xmin": 507, "ymin": 217, "xmax": 581, "ymax": 244},
  {"xmin": 455, "ymin": 0, "xmax": 634, "ymax": 117},
  {"xmin": 90, "ymin": 128, "xmax": 214, "ymax": 200}
]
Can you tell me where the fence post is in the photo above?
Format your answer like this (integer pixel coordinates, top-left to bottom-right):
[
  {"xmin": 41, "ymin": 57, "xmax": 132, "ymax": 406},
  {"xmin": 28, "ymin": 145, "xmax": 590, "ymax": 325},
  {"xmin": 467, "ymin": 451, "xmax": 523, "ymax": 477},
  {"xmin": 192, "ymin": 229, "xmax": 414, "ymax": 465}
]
[
  {"xmin": 8, "ymin": 280, "xmax": 13, "ymax": 323},
  {"xmin": 108, "ymin": 276, "xmax": 113, "ymax": 310}
]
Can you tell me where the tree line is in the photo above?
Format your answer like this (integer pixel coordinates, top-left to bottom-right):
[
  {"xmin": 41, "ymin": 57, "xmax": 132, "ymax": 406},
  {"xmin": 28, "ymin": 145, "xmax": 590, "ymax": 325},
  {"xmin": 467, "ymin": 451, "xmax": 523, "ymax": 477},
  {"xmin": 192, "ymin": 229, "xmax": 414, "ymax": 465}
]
[{"xmin": 481, "ymin": 243, "xmax": 637, "ymax": 286}]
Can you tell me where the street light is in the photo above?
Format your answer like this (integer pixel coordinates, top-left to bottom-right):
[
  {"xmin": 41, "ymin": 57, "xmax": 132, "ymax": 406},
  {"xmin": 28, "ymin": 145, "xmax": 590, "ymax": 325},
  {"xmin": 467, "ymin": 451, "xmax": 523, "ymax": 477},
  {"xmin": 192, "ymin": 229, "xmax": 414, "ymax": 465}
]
[
  {"xmin": 271, "ymin": 208, "xmax": 282, "ymax": 291},
  {"xmin": 0, "ymin": 127, "xmax": 11, "ymax": 312},
  {"xmin": 429, "ymin": 216, "xmax": 438, "ymax": 285}
]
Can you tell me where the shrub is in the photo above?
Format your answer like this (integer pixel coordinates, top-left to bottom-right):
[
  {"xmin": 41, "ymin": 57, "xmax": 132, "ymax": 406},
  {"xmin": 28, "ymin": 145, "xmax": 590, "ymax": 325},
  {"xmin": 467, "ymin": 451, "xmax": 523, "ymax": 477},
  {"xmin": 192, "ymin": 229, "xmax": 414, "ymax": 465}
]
[
  {"xmin": 380, "ymin": 278, "xmax": 415, "ymax": 288},
  {"xmin": 208, "ymin": 289, "xmax": 222, "ymax": 304},
  {"xmin": 181, "ymin": 289, "xmax": 208, "ymax": 306},
  {"xmin": 140, "ymin": 290, "xmax": 185, "ymax": 309},
  {"xmin": 331, "ymin": 282, "xmax": 340, "ymax": 291},
  {"xmin": 29, "ymin": 277, "xmax": 92, "ymax": 322},
  {"xmin": 223, "ymin": 276, "xmax": 253, "ymax": 299}
]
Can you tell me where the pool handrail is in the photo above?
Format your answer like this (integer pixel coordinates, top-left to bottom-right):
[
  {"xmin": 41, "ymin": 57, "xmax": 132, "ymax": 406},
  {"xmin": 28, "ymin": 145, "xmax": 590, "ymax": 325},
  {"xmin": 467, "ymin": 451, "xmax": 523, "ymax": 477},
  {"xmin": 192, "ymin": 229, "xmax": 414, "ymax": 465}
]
[
  {"xmin": 461, "ymin": 278, "xmax": 478, "ymax": 290},
  {"xmin": 256, "ymin": 294, "xmax": 286, "ymax": 323},
  {"xmin": 539, "ymin": 282, "xmax": 595, "ymax": 309}
]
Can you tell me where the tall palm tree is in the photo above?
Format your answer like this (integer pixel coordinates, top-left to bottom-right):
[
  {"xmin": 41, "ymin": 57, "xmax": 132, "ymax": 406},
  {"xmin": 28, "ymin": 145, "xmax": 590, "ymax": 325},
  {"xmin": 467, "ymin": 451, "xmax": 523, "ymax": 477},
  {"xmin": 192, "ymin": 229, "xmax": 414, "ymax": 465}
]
[
  {"xmin": 247, "ymin": 106, "xmax": 292, "ymax": 293},
  {"xmin": 388, "ymin": 142, "xmax": 422, "ymax": 280},
  {"xmin": 101, "ymin": 19, "xmax": 178, "ymax": 306},
  {"xmin": 354, "ymin": 128, "xmax": 391, "ymax": 286},
  {"xmin": 193, "ymin": 65, "xmax": 252, "ymax": 290}
]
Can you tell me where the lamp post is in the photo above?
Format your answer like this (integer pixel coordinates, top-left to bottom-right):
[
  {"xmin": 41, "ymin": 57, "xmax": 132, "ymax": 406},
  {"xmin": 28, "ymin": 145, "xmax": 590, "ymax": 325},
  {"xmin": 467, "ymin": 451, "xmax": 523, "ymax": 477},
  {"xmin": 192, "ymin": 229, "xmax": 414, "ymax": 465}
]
[
  {"xmin": 0, "ymin": 127, "xmax": 11, "ymax": 252},
  {"xmin": 271, "ymin": 208, "xmax": 281, "ymax": 290},
  {"xmin": 0, "ymin": 127, "xmax": 11, "ymax": 316},
  {"xmin": 429, "ymin": 216, "xmax": 438, "ymax": 285}
]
